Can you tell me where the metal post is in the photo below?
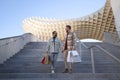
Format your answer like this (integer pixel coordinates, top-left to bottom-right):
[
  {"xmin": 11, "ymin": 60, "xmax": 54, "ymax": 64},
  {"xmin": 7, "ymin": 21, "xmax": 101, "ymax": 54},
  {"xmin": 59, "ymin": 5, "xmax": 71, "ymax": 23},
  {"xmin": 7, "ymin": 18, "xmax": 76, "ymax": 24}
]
[{"xmin": 90, "ymin": 48, "xmax": 95, "ymax": 74}]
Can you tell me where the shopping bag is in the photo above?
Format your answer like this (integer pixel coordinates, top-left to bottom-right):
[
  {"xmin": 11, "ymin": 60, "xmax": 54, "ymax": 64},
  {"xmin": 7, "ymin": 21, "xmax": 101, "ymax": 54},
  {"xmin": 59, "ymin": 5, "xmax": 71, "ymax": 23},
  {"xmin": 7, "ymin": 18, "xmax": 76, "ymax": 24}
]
[
  {"xmin": 41, "ymin": 57, "xmax": 46, "ymax": 64},
  {"xmin": 41, "ymin": 54, "xmax": 51, "ymax": 64},
  {"xmin": 67, "ymin": 50, "xmax": 81, "ymax": 63},
  {"xmin": 70, "ymin": 50, "xmax": 79, "ymax": 56}
]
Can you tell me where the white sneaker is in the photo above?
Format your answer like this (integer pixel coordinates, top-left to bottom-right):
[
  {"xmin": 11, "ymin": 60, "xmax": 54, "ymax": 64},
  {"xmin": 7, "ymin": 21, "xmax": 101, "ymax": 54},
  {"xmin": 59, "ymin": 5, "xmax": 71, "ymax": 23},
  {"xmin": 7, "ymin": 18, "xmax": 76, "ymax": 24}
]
[{"xmin": 51, "ymin": 70, "xmax": 55, "ymax": 74}]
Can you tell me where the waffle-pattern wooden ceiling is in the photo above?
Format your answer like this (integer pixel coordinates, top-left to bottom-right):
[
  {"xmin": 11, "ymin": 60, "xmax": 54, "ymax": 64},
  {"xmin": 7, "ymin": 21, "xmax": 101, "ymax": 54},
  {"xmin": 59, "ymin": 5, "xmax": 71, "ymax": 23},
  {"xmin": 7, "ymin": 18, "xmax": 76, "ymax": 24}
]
[{"xmin": 23, "ymin": 0, "xmax": 116, "ymax": 41}]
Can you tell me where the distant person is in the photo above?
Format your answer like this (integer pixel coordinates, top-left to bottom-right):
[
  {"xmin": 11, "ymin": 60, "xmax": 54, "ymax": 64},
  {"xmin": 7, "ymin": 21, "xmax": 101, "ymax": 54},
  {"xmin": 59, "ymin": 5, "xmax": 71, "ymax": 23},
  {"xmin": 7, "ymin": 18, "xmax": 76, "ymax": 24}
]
[
  {"xmin": 46, "ymin": 31, "xmax": 62, "ymax": 73},
  {"xmin": 62, "ymin": 25, "xmax": 76, "ymax": 73}
]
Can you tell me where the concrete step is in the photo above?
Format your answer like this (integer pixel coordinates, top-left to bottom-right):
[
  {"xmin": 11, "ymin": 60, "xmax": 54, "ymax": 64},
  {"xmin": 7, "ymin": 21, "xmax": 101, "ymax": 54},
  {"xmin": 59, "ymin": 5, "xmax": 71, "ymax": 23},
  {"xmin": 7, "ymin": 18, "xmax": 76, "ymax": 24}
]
[
  {"xmin": 0, "ymin": 42, "xmax": 120, "ymax": 73},
  {"xmin": 0, "ymin": 73, "xmax": 120, "ymax": 80},
  {"xmin": 0, "ymin": 62, "xmax": 92, "ymax": 73},
  {"xmin": 0, "ymin": 42, "xmax": 120, "ymax": 79}
]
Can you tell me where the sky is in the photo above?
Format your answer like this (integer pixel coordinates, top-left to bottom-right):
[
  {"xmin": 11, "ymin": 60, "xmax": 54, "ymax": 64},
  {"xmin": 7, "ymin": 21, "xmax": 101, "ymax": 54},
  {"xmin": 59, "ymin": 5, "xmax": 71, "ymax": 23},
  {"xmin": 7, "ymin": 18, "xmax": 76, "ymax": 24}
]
[{"xmin": 0, "ymin": 0, "xmax": 105, "ymax": 40}]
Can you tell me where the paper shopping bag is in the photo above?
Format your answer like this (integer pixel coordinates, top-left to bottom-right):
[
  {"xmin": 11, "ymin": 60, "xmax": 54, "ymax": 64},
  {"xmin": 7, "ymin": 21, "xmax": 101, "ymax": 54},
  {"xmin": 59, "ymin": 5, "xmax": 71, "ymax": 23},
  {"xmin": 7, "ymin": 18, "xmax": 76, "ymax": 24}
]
[
  {"xmin": 41, "ymin": 55, "xmax": 51, "ymax": 64},
  {"xmin": 67, "ymin": 50, "xmax": 81, "ymax": 63}
]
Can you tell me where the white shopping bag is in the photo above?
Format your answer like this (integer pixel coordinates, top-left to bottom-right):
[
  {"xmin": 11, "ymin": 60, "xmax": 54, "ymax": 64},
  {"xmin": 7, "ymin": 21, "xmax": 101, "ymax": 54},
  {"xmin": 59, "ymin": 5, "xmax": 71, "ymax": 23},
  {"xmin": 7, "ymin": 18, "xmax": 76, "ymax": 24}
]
[
  {"xmin": 70, "ymin": 50, "xmax": 79, "ymax": 56},
  {"xmin": 67, "ymin": 50, "xmax": 81, "ymax": 63}
]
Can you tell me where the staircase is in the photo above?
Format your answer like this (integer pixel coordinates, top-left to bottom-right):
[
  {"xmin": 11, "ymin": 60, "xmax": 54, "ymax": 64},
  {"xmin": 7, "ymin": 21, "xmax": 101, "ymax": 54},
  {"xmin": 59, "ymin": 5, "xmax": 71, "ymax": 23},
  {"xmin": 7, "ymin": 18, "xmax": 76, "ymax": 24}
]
[{"xmin": 0, "ymin": 42, "xmax": 120, "ymax": 80}]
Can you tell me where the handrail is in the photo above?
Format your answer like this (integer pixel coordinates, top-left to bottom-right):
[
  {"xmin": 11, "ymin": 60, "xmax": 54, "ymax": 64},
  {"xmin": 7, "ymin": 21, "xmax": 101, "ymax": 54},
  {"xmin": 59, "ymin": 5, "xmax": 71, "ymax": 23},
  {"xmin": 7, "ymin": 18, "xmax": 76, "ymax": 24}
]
[
  {"xmin": 96, "ymin": 45, "xmax": 120, "ymax": 63},
  {"xmin": 79, "ymin": 40, "xmax": 90, "ymax": 49},
  {"xmin": 76, "ymin": 37, "xmax": 120, "ymax": 61},
  {"xmin": 77, "ymin": 39, "xmax": 120, "ymax": 73},
  {"xmin": 76, "ymin": 39, "xmax": 95, "ymax": 74},
  {"xmin": 75, "ymin": 37, "xmax": 120, "ymax": 74},
  {"xmin": 90, "ymin": 48, "xmax": 95, "ymax": 74},
  {"xmin": 82, "ymin": 42, "xmax": 120, "ymax": 63},
  {"xmin": 74, "ymin": 33, "xmax": 95, "ymax": 74},
  {"xmin": 75, "ymin": 36, "xmax": 95, "ymax": 74}
]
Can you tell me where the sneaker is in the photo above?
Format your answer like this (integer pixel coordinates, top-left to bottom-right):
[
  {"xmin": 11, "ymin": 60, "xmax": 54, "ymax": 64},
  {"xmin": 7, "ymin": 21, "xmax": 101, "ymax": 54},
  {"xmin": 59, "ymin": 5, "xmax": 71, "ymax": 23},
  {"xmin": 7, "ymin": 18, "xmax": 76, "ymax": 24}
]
[
  {"xmin": 51, "ymin": 70, "xmax": 55, "ymax": 74},
  {"xmin": 62, "ymin": 69, "xmax": 68, "ymax": 73}
]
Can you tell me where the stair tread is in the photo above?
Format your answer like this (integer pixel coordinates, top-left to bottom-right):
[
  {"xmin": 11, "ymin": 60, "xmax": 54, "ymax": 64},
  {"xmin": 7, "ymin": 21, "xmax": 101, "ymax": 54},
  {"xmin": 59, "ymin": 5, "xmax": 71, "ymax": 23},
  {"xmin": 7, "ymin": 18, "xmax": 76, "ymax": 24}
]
[{"xmin": 0, "ymin": 42, "xmax": 120, "ymax": 79}]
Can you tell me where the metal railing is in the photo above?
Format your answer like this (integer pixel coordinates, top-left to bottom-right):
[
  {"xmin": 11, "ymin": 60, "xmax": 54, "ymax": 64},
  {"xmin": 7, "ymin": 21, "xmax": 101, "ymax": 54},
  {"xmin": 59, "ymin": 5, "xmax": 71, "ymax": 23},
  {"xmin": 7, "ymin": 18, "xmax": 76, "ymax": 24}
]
[
  {"xmin": 75, "ymin": 39, "xmax": 96, "ymax": 74},
  {"xmin": 74, "ymin": 33, "xmax": 120, "ymax": 74}
]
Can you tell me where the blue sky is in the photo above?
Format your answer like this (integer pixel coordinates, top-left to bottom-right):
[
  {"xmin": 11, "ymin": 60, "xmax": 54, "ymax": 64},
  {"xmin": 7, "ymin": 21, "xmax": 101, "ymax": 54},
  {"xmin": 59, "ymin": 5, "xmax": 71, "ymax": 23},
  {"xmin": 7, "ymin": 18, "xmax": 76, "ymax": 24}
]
[{"xmin": 0, "ymin": 0, "xmax": 105, "ymax": 39}]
